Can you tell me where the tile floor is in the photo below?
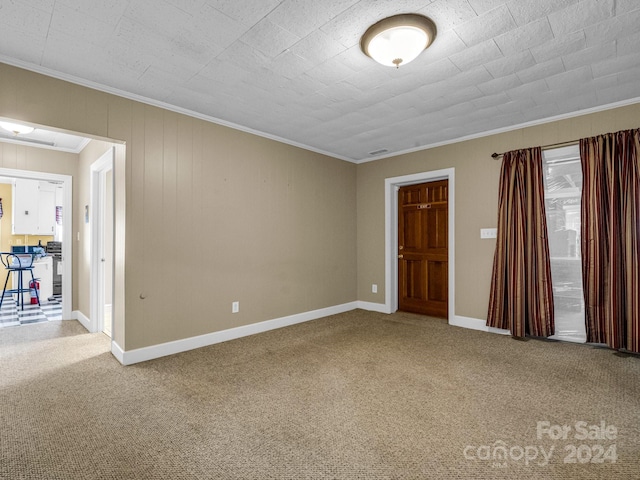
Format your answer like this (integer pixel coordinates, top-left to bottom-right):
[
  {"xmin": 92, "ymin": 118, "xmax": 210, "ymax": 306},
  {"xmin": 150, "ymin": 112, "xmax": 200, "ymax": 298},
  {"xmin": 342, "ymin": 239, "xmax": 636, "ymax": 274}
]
[{"xmin": 0, "ymin": 293, "xmax": 62, "ymax": 328}]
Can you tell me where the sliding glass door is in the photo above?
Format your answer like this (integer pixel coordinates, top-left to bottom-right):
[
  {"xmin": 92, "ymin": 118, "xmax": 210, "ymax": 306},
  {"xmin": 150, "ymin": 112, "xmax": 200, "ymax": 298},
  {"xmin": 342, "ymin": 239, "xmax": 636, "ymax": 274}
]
[{"xmin": 542, "ymin": 145, "xmax": 586, "ymax": 343}]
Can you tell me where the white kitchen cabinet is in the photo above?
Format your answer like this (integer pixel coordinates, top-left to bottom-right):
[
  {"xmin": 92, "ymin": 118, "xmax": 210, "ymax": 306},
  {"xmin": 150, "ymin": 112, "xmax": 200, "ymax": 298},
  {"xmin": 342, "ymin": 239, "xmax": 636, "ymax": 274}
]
[
  {"xmin": 37, "ymin": 184, "xmax": 56, "ymax": 235},
  {"xmin": 12, "ymin": 179, "xmax": 56, "ymax": 235},
  {"xmin": 12, "ymin": 179, "xmax": 39, "ymax": 234}
]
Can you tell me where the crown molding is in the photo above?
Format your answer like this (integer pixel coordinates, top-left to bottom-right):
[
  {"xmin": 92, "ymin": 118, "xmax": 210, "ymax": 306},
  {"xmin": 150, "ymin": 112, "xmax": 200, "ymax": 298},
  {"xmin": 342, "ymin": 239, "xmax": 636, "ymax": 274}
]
[{"xmin": 0, "ymin": 57, "xmax": 356, "ymax": 163}]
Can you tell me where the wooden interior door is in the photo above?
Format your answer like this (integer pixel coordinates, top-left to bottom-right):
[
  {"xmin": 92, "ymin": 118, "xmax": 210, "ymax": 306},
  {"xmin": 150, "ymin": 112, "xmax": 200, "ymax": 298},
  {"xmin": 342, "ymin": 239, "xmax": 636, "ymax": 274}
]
[{"xmin": 398, "ymin": 180, "xmax": 448, "ymax": 318}]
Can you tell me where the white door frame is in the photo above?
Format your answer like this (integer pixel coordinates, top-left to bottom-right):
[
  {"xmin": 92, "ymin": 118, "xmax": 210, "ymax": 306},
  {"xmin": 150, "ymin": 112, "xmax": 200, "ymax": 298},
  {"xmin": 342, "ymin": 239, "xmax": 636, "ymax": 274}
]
[
  {"xmin": 384, "ymin": 168, "xmax": 455, "ymax": 322},
  {"xmin": 0, "ymin": 167, "xmax": 72, "ymax": 320},
  {"xmin": 90, "ymin": 147, "xmax": 114, "ymax": 334}
]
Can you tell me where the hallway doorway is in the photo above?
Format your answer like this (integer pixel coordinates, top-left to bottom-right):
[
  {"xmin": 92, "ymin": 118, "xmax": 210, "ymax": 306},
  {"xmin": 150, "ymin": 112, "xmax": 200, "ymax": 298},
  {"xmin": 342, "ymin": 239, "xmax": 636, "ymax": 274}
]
[
  {"xmin": 0, "ymin": 168, "xmax": 72, "ymax": 326},
  {"xmin": 90, "ymin": 147, "xmax": 114, "ymax": 337}
]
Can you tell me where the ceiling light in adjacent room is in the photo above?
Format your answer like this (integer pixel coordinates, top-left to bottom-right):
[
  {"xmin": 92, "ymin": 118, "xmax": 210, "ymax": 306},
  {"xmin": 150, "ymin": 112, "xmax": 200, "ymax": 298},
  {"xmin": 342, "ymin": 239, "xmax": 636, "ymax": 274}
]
[
  {"xmin": 360, "ymin": 14, "xmax": 437, "ymax": 68},
  {"xmin": 0, "ymin": 121, "xmax": 35, "ymax": 135}
]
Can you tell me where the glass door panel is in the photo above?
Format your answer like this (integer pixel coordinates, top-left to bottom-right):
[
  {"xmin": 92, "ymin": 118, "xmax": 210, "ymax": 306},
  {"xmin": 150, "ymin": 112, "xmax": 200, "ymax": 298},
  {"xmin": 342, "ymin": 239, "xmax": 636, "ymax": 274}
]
[{"xmin": 542, "ymin": 145, "xmax": 586, "ymax": 343}]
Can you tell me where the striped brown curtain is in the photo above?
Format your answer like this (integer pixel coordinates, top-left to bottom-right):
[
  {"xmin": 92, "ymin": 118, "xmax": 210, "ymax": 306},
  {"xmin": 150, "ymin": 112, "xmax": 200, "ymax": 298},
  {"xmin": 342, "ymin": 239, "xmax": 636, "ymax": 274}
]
[
  {"xmin": 580, "ymin": 129, "xmax": 640, "ymax": 353},
  {"xmin": 487, "ymin": 147, "xmax": 554, "ymax": 338}
]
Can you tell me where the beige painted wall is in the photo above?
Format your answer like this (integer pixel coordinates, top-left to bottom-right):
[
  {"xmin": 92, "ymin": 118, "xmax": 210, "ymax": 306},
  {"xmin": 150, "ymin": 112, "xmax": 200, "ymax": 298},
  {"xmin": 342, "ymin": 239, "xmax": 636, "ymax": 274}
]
[
  {"xmin": 0, "ymin": 141, "xmax": 77, "ymax": 176},
  {"xmin": 0, "ymin": 63, "xmax": 357, "ymax": 351},
  {"xmin": 356, "ymin": 103, "xmax": 640, "ymax": 319}
]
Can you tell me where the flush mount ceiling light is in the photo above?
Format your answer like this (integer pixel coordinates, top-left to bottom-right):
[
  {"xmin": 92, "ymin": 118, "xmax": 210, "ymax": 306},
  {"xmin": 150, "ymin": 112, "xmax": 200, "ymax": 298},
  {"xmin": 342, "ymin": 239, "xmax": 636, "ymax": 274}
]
[
  {"xmin": 0, "ymin": 121, "xmax": 35, "ymax": 135},
  {"xmin": 360, "ymin": 14, "xmax": 437, "ymax": 68}
]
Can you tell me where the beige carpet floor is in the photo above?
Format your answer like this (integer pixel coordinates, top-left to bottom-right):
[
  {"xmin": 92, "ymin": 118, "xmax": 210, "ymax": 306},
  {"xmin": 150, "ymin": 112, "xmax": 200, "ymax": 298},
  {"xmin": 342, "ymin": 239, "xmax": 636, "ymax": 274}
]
[{"xmin": 1, "ymin": 310, "xmax": 639, "ymax": 479}]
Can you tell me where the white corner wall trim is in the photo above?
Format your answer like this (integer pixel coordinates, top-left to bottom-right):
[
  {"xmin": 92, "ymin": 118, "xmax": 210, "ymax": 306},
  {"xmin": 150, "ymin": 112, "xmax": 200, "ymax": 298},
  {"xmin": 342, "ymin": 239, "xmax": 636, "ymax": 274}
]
[
  {"xmin": 111, "ymin": 341, "xmax": 125, "ymax": 364},
  {"xmin": 356, "ymin": 301, "xmax": 391, "ymax": 313},
  {"xmin": 73, "ymin": 310, "xmax": 92, "ymax": 332},
  {"xmin": 115, "ymin": 302, "xmax": 358, "ymax": 365},
  {"xmin": 451, "ymin": 315, "xmax": 510, "ymax": 335}
]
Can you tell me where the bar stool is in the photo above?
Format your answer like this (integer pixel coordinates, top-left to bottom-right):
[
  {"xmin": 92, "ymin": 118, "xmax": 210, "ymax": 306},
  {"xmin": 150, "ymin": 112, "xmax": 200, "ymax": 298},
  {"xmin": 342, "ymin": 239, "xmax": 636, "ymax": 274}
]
[{"xmin": 0, "ymin": 252, "xmax": 40, "ymax": 311}]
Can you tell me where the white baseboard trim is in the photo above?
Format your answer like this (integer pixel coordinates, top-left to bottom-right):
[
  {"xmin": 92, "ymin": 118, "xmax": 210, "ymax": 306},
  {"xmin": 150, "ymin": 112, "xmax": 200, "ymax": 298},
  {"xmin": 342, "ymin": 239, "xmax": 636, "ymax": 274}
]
[
  {"xmin": 356, "ymin": 301, "xmax": 390, "ymax": 313},
  {"xmin": 73, "ymin": 310, "xmax": 92, "ymax": 332},
  {"xmin": 117, "ymin": 301, "xmax": 358, "ymax": 366},
  {"xmin": 450, "ymin": 315, "xmax": 511, "ymax": 335},
  {"xmin": 111, "ymin": 340, "xmax": 125, "ymax": 364}
]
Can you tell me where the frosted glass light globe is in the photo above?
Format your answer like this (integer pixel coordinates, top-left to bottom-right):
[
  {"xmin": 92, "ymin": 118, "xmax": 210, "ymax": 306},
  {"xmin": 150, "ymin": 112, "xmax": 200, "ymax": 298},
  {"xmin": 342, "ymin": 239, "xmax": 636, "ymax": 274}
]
[
  {"xmin": 367, "ymin": 26, "xmax": 429, "ymax": 67},
  {"xmin": 361, "ymin": 14, "xmax": 437, "ymax": 68}
]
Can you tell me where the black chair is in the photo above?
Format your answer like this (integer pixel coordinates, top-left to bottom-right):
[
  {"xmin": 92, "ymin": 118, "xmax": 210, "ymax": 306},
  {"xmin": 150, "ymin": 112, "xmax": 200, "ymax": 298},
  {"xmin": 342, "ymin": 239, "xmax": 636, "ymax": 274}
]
[{"xmin": 0, "ymin": 253, "xmax": 40, "ymax": 311}]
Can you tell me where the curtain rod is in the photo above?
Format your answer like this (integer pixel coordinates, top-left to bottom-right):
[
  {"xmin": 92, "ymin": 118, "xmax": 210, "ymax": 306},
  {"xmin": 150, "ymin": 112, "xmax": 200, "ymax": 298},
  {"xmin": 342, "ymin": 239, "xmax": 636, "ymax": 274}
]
[{"xmin": 491, "ymin": 140, "xmax": 579, "ymax": 159}]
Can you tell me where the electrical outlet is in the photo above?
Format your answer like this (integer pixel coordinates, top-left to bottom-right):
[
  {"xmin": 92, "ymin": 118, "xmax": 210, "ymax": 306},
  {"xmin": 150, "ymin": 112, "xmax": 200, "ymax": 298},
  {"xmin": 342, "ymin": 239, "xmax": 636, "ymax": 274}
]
[
  {"xmin": 232, "ymin": 301, "xmax": 239, "ymax": 313},
  {"xmin": 372, "ymin": 284, "xmax": 378, "ymax": 293}
]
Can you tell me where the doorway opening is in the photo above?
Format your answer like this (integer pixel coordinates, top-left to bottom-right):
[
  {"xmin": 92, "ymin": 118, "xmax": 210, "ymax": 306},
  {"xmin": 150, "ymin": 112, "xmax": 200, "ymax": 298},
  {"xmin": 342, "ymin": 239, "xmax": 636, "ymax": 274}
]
[
  {"xmin": 0, "ymin": 118, "xmax": 125, "ymax": 358},
  {"xmin": 397, "ymin": 180, "xmax": 449, "ymax": 317},
  {"xmin": 384, "ymin": 168, "xmax": 455, "ymax": 321},
  {"xmin": 90, "ymin": 148, "xmax": 114, "ymax": 337},
  {"xmin": 0, "ymin": 168, "xmax": 73, "ymax": 324}
]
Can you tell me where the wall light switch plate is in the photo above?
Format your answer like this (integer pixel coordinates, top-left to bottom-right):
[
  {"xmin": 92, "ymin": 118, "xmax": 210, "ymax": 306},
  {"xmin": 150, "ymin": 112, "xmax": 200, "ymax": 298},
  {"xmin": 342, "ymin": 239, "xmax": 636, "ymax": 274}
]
[
  {"xmin": 480, "ymin": 228, "xmax": 498, "ymax": 239},
  {"xmin": 232, "ymin": 301, "xmax": 239, "ymax": 313},
  {"xmin": 372, "ymin": 284, "xmax": 378, "ymax": 293}
]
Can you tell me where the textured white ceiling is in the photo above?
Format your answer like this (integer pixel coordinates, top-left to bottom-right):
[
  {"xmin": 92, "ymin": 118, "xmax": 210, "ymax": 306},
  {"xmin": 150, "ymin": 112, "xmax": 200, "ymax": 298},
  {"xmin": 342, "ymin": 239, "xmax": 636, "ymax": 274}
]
[{"xmin": 0, "ymin": 0, "xmax": 639, "ymax": 162}]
